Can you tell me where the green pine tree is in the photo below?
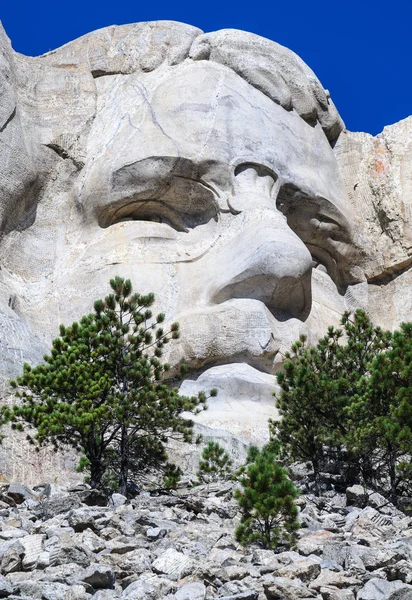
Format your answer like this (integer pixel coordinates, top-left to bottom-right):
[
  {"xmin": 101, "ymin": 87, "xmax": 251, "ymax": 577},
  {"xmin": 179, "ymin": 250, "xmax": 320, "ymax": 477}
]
[
  {"xmin": 197, "ymin": 441, "xmax": 233, "ymax": 483},
  {"xmin": 272, "ymin": 310, "xmax": 391, "ymax": 494},
  {"xmin": 234, "ymin": 444, "xmax": 299, "ymax": 550},
  {"xmin": 348, "ymin": 321, "xmax": 412, "ymax": 503},
  {"xmin": 5, "ymin": 277, "xmax": 216, "ymax": 494}
]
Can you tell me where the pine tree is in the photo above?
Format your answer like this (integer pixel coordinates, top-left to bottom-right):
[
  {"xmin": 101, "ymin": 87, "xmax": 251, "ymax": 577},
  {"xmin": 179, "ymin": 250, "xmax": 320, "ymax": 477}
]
[
  {"xmin": 272, "ymin": 310, "xmax": 391, "ymax": 494},
  {"xmin": 5, "ymin": 277, "xmax": 216, "ymax": 494},
  {"xmin": 197, "ymin": 441, "xmax": 233, "ymax": 483},
  {"xmin": 349, "ymin": 322, "xmax": 412, "ymax": 503},
  {"xmin": 234, "ymin": 444, "xmax": 299, "ymax": 549}
]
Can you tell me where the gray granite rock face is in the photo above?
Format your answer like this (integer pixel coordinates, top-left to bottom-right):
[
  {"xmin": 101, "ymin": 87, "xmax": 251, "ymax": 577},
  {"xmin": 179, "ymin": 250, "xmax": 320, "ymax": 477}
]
[
  {"xmin": 0, "ymin": 480, "xmax": 410, "ymax": 599},
  {"xmin": 0, "ymin": 21, "xmax": 410, "ymax": 480}
]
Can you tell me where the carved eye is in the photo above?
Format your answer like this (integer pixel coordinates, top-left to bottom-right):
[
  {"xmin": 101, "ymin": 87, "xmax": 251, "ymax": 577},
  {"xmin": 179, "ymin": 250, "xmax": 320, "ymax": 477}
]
[
  {"xmin": 99, "ymin": 157, "xmax": 220, "ymax": 232},
  {"xmin": 276, "ymin": 183, "xmax": 351, "ymax": 289},
  {"xmin": 99, "ymin": 200, "xmax": 188, "ymax": 231}
]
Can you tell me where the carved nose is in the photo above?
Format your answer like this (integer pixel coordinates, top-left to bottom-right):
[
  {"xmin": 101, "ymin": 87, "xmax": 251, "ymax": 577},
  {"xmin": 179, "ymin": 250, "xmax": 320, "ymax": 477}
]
[{"xmin": 211, "ymin": 210, "xmax": 313, "ymax": 320}]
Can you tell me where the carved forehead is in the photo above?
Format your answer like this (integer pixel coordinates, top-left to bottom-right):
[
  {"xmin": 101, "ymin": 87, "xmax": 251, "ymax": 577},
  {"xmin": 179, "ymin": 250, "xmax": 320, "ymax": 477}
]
[
  {"xmin": 27, "ymin": 21, "xmax": 342, "ymax": 143},
  {"xmin": 83, "ymin": 60, "xmax": 350, "ymax": 222}
]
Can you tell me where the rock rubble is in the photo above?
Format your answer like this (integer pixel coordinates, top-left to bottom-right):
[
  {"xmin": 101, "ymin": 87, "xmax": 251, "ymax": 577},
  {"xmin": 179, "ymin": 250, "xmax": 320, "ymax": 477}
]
[{"xmin": 0, "ymin": 481, "xmax": 410, "ymax": 599}]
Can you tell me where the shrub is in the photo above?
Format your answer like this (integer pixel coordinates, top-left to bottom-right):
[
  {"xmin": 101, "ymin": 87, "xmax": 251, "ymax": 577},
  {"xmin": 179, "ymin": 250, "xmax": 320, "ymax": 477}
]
[
  {"xmin": 197, "ymin": 441, "xmax": 233, "ymax": 483},
  {"xmin": 234, "ymin": 444, "xmax": 299, "ymax": 549}
]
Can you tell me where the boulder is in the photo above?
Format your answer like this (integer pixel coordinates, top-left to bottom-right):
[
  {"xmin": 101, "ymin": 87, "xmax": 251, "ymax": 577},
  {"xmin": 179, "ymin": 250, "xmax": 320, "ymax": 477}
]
[
  {"xmin": 320, "ymin": 588, "xmax": 355, "ymax": 600},
  {"xmin": 357, "ymin": 578, "xmax": 412, "ymax": 600},
  {"xmin": 174, "ymin": 581, "xmax": 207, "ymax": 599},
  {"xmin": 80, "ymin": 564, "xmax": 115, "ymax": 589},
  {"xmin": 263, "ymin": 577, "xmax": 316, "ymax": 599},
  {"xmin": 6, "ymin": 484, "xmax": 36, "ymax": 505},
  {"xmin": 0, "ymin": 575, "xmax": 13, "ymax": 597},
  {"xmin": 276, "ymin": 557, "xmax": 321, "ymax": 582},
  {"xmin": 152, "ymin": 548, "xmax": 197, "ymax": 581},
  {"xmin": 346, "ymin": 485, "xmax": 368, "ymax": 508}
]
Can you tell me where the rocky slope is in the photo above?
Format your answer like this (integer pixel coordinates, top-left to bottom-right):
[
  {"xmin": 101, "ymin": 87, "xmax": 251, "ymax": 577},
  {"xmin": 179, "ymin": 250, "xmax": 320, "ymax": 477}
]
[{"xmin": 0, "ymin": 480, "xmax": 411, "ymax": 599}]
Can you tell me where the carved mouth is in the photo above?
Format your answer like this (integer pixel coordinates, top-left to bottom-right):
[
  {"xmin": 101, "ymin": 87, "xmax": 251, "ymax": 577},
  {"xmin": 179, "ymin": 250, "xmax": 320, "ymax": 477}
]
[{"xmin": 163, "ymin": 297, "xmax": 309, "ymax": 377}]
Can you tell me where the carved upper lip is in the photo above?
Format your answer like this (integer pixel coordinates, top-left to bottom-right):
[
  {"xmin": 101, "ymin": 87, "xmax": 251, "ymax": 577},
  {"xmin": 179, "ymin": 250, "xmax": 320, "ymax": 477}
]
[{"xmin": 163, "ymin": 297, "xmax": 309, "ymax": 376}]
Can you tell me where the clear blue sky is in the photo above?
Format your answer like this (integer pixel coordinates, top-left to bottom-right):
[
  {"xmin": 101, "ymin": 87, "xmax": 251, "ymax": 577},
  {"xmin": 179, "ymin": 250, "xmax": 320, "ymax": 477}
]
[{"xmin": 1, "ymin": 0, "xmax": 410, "ymax": 135}]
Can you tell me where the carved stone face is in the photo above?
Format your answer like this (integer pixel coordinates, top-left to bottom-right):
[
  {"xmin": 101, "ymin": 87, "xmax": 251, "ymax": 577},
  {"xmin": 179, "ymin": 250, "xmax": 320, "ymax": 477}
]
[
  {"xmin": 0, "ymin": 24, "xmax": 357, "ymax": 441},
  {"xmin": 74, "ymin": 59, "xmax": 353, "ymax": 362}
]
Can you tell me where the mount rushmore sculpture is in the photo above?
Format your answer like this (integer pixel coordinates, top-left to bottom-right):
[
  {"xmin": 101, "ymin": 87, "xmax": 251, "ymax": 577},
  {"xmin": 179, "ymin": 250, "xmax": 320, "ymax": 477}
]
[{"xmin": 0, "ymin": 20, "xmax": 411, "ymax": 457}]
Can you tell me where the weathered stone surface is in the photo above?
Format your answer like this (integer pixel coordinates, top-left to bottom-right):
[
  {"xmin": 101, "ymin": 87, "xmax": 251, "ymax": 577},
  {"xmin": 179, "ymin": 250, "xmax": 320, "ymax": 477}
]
[
  {"xmin": 263, "ymin": 577, "xmax": 316, "ymax": 599},
  {"xmin": 174, "ymin": 581, "xmax": 206, "ymax": 599},
  {"xmin": 320, "ymin": 588, "xmax": 355, "ymax": 600},
  {"xmin": 110, "ymin": 495, "xmax": 127, "ymax": 510},
  {"xmin": 346, "ymin": 485, "xmax": 368, "ymax": 508},
  {"xmin": 0, "ymin": 19, "xmax": 410, "ymax": 482},
  {"xmin": 80, "ymin": 564, "xmax": 115, "ymax": 589},
  {"xmin": 309, "ymin": 569, "xmax": 361, "ymax": 591},
  {"xmin": 6, "ymin": 484, "xmax": 35, "ymax": 505},
  {"xmin": 68, "ymin": 509, "xmax": 100, "ymax": 532},
  {"xmin": 0, "ymin": 480, "xmax": 410, "ymax": 599},
  {"xmin": 0, "ymin": 544, "xmax": 22, "ymax": 574},
  {"xmin": 216, "ymin": 593, "xmax": 258, "ymax": 600},
  {"xmin": 20, "ymin": 534, "xmax": 44, "ymax": 570},
  {"xmin": 276, "ymin": 557, "xmax": 321, "ymax": 582},
  {"xmin": 357, "ymin": 578, "xmax": 412, "ymax": 600},
  {"xmin": 76, "ymin": 489, "xmax": 108, "ymax": 507},
  {"xmin": 121, "ymin": 573, "xmax": 176, "ymax": 598},
  {"xmin": 0, "ymin": 575, "xmax": 13, "ymax": 597},
  {"xmin": 298, "ymin": 530, "xmax": 340, "ymax": 556},
  {"xmin": 152, "ymin": 548, "xmax": 197, "ymax": 580}
]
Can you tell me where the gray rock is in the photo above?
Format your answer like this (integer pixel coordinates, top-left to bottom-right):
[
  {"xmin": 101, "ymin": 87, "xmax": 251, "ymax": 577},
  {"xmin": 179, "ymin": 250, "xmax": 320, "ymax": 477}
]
[
  {"xmin": 298, "ymin": 530, "xmax": 340, "ymax": 555},
  {"xmin": 276, "ymin": 557, "xmax": 321, "ymax": 582},
  {"xmin": 35, "ymin": 495, "xmax": 82, "ymax": 518},
  {"xmin": 91, "ymin": 592, "xmax": 121, "ymax": 600},
  {"xmin": 309, "ymin": 569, "xmax": 361, "ymax": 591},
  {"xmin": 121, "ymin": 574, "xmax": 176, "ymax": 599},
  {"xmin": 80, "ymin": 564, "xmax": 115, "ymax": 590},
  {"xmin": 106, "ymin": 536, "xmax": 141, "ymax": 554},
  {"xmin": 77, "ymin": 530, "xmax": 107, "ymax": 554},
  {"xmin": 385, "ymin": 559, "xmax": 412, "ymax": 583},
  {"xmin": 357, "ymin": 578, "xmax": 412, "ymax": 600},
  {"xmin": 76, "ymin": 489, "xmax": 108, "ymax": 508},
  {"xmin": 0, "ymin": 575, "xmax": 13, "ymax": 597},
  {"xmin": 264, "ymin": 577, "xmax": 316, "ymax": 599},
  {"xmin": 387, "ymin": 590, "xmax": 412, "ymax": 600},
  {"xmin": 0, "ymin": 529, "xmax": 26, "ymax": 541},
  {"xmin": 54, "ymin": 542, "xmax": 92, "ymax": 568},
  {"xmin": 216, "ymin": 593, "xmax": 258, "ymax": 600},
  {"xmin": 6, "ymin": 484, "xmax": 36, "ymax": 505},
  {"xmin": 152, "ymin": 548, "xmax": 197, "ymax": 580},
  {"xmin": 1, "ymin": 545, "xmax": 22, "ymax": 574},
  {"xmin": 146, "ymin": 527, "xmax": 166, "ymax": 541},
  {"xmin": 174, "ymin": 581, "xmax": 207, "ymax": 599},
  {"xmin": 16, "ymin": 580, "xmax": 85, "ymax": 600},
  {"xmin": 68, "ymin": 509, "xmax": 100, "ymax": 532},
  {"xmin": 110, "ymin": 495, "xmax": 127, "ymax": 509},
  {"xmin": 346, "ymin": 485, "xmax": 368, "ymax": 508},
  {"xmin": 251, "ymin": 548, "xmax": 281, "ymax": 573},
  {"xmin": 20, "ymin": 534, "xmax": 45, "ymax": 570},
  {"xmin": 320, "ymin": 588, "xmax": 355, "ymax": 600}
]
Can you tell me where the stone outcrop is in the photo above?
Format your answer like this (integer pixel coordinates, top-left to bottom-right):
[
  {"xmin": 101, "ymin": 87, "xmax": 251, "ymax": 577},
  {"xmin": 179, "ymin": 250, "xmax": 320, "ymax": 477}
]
[
  {"xmin": 334, "ymin": 120, "xmax": 412, "ymax": 331},
  {"xmin": 0, "ymin": 479, "xmax": 409, "ymax": 599},
  {"xmin": 0, "ymin": 20, "xmax": 410, "ymax": 479}
]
